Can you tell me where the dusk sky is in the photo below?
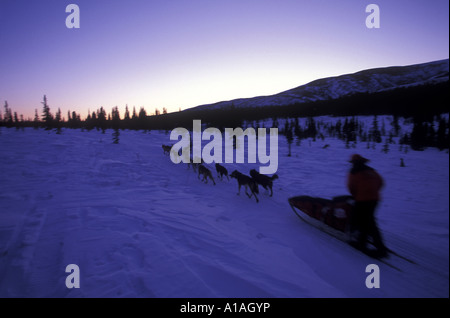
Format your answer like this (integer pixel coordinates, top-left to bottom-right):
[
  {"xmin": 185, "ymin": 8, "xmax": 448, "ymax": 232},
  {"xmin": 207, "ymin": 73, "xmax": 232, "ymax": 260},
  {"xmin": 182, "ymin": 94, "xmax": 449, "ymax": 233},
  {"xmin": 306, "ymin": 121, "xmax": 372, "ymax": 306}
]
[{"xmin": 0, "ymin": 0, "xmax": 448, "ymax": 120}]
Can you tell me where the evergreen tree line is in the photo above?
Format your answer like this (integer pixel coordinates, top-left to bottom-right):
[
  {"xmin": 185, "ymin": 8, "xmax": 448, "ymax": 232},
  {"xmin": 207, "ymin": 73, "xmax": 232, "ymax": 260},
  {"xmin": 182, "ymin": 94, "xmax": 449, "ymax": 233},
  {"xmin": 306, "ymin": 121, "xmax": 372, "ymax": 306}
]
[
  {"xmin": 1, "ymin": 81, "xmax": 448, "ymax": 151},
  {"xmin": 279, "ymin": 115, "xmax": 450, "ymax": 152},
  {"xmin": 0, "ymin": 96, "xmax": 167, "ymax": 132}
]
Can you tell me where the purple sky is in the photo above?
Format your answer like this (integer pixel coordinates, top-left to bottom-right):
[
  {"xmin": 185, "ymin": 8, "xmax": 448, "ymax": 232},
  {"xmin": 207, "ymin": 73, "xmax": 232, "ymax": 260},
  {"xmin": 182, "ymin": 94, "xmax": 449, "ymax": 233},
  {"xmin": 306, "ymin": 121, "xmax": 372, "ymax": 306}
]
[{"xmin": 0, "ymin": 0, "xmax": 448, "ymax": 120}]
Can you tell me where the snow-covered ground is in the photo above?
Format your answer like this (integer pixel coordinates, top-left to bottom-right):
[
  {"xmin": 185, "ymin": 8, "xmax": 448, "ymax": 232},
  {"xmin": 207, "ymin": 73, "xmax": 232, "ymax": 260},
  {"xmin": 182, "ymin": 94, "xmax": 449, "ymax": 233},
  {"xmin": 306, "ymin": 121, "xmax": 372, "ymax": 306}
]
[{"xmin": 0, "ymin": 123, "xmax": 448, "ymax": 298}]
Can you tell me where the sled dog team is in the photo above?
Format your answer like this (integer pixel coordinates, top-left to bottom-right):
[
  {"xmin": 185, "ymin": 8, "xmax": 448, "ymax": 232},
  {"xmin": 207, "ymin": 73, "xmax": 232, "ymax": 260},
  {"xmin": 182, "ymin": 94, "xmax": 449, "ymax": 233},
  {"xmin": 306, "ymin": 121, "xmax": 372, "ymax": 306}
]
[
  {"xmin": 164, "ymin": 144, "xmax": 388, "ymax": 258},
  {"xmin": 162, "ymin": 144, "xmax": 278, "ymax": 203}
]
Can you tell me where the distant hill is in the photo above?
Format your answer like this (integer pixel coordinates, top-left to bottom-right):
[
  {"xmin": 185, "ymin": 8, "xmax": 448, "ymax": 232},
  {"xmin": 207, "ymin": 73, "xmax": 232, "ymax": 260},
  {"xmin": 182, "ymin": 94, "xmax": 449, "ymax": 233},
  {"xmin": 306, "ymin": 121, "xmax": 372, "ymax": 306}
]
[
  {"xmin": 189, "ymin": 59, "xmax": 449, "ymax": 112},
  {"xmin": 141, "ymin": 59, "xmax": 449, "ymax": 131}
]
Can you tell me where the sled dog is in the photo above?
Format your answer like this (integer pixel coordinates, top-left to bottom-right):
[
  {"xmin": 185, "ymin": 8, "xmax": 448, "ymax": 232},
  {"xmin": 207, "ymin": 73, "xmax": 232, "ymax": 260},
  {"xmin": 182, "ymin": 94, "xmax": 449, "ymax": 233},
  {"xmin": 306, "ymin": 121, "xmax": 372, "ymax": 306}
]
[
  {"xmin": 250, "ymin": 169, "xmax": 278, "ymax": 197},
  {"xmin": 230, "ymin": 170, "xmax": 259, "ymax": 203},
  {"xmin": 198, "ymin": 165, "xmax": 216, "ymax": 185},
  {"xmin": 162, "ymin": 145, "xmax": 171, "ymax": 155},
  {"xmin": 215, "ymin": 163, "xmax": 229, "ymax": 181}
]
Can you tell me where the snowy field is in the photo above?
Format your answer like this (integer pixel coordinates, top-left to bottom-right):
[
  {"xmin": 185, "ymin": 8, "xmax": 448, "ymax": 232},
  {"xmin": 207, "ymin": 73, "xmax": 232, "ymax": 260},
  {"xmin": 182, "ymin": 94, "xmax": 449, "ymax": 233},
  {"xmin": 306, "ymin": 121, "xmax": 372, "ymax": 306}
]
[{"xmin": 0, "ymin": 122, "xmax": 448, "ymax": 298}]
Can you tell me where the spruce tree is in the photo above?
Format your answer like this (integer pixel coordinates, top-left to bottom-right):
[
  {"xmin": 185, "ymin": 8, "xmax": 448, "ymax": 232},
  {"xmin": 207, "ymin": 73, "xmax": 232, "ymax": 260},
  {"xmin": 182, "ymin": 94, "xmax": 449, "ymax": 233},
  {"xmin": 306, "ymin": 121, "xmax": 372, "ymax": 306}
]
[
  {"xmin": 139, "ymin": 107, "xmax": 147, "ymax": 131},
  {"xmin": 306, "ymin": 116, "xmax": 317, "ymax": 140},
  {"xmin": 55, "ymin": 108, "xmax": 62, "ymax": 134},
  {"xmin": 85, "ymin": 112, "xmax": 93, "ymax": 131},
  {"xmin": 337, "ymin": 119, "xmax": 343, "ymax": 139},
  {"xmin": 285, "ymin": 121, "xmax": 293, "ymax": 157},
  {"xmin": 294, "ymin": 120, "xmax": 303, "ymax": 146},
  {"xmin": 97, "ymin": 107, "xmax": 107, "ymax": 133},
  {"xmin": 437, "ymin": 118, "xmax": 447, "ymax": 150},
  {"xmin": 272, "ymin": 117, "xmax": 279, "ymax": 129},
  {"xmin": 34, "ymin": 109, "xmax": 40, "ymax": 129},
  {"xmin": 41, "ymin": 95, "xmax": 53, "ymax": 130},
  {"xmin": 410, "ymin": 118, "xmax": 426, "ymax": 151},
  {"xmin": 112, "ymin": 106, "xmax": 120, "ymax": 144},
  {"xmin": 124, "ymin": 105, "xmax": 130, "ymax": 121},
  {"xmin": 14, "ymin": 112, "xmax": 19, "ymax": 130},
  {"xmin": 4, "ymin": 101, "xmax": 13, "ymax": 127},
  {"xmin": 91, "ymin": 111, "xmax": 97, "ymax": 129},
  {"xmin": 370, "ymin": 115, "xmax": 382, "ymax": 143},
  {"xmin": 124, "ymin": 105, "xmax": 131, "ymax": 129},
  {"xmin": 392, "ymin": 115, "xmax": 401, "ymax": 136}
]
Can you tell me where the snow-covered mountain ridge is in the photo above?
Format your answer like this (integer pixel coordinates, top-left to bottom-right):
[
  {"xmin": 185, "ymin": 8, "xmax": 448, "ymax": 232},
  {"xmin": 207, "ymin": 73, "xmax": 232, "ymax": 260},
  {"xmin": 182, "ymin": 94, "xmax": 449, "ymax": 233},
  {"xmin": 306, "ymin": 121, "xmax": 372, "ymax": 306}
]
[{"xmin": 191, "ymin": 59, "xmax": 449, "ymax": 111}]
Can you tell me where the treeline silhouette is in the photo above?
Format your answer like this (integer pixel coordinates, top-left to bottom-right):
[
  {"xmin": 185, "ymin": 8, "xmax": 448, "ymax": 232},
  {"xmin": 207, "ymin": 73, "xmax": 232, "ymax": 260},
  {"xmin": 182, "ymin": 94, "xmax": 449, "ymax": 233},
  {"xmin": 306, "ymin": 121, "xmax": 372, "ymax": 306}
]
[
  {"xmin": 1, "ymin": 81, "xmax": 448, "ymax": 151},
  {"xmin": 278, "ymin": 114, "xmax": 450, "ymax": 152},
  {"xmin": 176, "ymin": 81, "xmax": 449, "ymax": 129}
]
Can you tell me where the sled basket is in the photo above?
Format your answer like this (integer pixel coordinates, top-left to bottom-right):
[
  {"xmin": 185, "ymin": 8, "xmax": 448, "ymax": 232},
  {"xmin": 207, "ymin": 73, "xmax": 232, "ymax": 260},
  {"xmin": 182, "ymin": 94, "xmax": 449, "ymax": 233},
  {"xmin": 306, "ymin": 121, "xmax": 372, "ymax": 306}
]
[{"xmin": 288, "ymin": 195, "xmax": 354, "ymax": 233}]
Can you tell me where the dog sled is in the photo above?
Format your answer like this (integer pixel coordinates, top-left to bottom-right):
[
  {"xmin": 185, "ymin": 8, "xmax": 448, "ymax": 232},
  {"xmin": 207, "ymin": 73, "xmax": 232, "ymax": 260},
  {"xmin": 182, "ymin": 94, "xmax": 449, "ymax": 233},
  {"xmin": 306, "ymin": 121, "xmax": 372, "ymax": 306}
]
[{"xmin": 288, "ymin": 195, "xmax": 355, "ymax": 242}]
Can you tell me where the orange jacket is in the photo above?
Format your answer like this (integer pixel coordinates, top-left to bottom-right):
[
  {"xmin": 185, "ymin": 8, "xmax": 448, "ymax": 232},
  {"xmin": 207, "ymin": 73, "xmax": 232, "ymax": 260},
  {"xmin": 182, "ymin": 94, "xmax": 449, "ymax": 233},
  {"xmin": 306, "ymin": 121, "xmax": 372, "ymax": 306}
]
[{"xmin": 347, "ymin": 167, "xmax": 384, "ymax": 202}]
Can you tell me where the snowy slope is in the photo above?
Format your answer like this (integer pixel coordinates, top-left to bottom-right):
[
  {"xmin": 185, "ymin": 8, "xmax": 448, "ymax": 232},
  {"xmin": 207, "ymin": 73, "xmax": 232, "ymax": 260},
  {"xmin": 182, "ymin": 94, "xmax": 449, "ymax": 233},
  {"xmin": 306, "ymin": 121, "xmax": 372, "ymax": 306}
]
[
  {"xmin": 0, "ymin": 121, "xmax": 448, "ymax": 298},
  {"xmin": 192, "ymin": 59, "xmax": 449, "ymax": 110}
]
